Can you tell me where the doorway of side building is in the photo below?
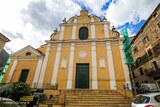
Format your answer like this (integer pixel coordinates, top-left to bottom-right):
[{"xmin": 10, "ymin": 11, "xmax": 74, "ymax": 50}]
[{"xmin": 75, "ymin": 63, "xmax": 89, "ymax": 89}]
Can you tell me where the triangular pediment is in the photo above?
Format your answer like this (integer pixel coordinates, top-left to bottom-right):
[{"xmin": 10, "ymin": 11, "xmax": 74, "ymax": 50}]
[{"xmin": 11, "ymin": 45, "xmax": 44, "ymax": 59}]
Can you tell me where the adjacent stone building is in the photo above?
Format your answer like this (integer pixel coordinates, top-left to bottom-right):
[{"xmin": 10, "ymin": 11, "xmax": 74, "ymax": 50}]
[
  {"xmin": 0, "ymin": 33, "xmax": 10, "ymax": 72},
  {"xmin": 3, "ymin": 10, "xmax": 131, "ymax": 90},
  {"xmin": 131, "ymin": 4, "xmax": 160, "ymax": 89},
  {"xmin": 0, "ymin": 33, "xmax": 10, "ymax": 82},
  {"xmin": 0, "ymin": 33, "xmax": 10, "ymax": 52},
  {"xmin": 0, "ymin": 49, "xmax": 9, "ymax": 72}
]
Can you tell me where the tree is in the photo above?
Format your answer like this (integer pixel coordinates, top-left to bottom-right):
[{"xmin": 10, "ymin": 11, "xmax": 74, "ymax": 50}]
[{"xmin": 0, "ymin": 82, "xmax": 31, "ymax": 101}]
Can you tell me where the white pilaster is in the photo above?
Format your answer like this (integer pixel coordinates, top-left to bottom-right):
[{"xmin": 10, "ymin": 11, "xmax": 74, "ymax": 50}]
[
  {"xmin": 106, "ymin": 42, "xmax": 116, "ymax": 90},
  {"xmin": 7, "ymin": 59, "xmax": 18, "ymax": 82},
  {"xmin": 104, "ymin": 24, "xmax": 116, "ymax": 90},
  {"xmin": 67, "ymin": 16, "xmax": 77, "ymax": 89},
  {"xmin": 119, "ymin": 42, "xmax": 131, "ymax": 90},
  {"xmin": 91, "ymin": 42, "xmax": 98, "ymax": 89},
  {"xmin": 32, "ymin": 57, "xmax": 43, "ymax": 88},
  {"xmin": 67, "ymin": 43, "xmax": 75, "ymax": 89},
  {"xmin": 104, "ymin": 24, "xmax": 109, "ymax": 38},
  {"xmin": 91, "ymin": 15, "xmax": 94, "ymax": 22},
  {"xmin": 59, "ymin": 26, "xmax": 65, "ymax": 40},
  {"xmin": 51, "ymin": 43, "xmax": 62, "ymax": 84},
  {"xmin": 91, "ymin": 25, "xmax": 95, "ymax": 38},
  {"xmin": 91, "ymin": 16, "xmax": 98, "ymax": 89},
  {"xmin": 38, "ymin": 43, "xmax": 51, "ymax": 88},
  {"xmin": 51, "ymin": 26, "xmax": 65, "ymax": 84}
]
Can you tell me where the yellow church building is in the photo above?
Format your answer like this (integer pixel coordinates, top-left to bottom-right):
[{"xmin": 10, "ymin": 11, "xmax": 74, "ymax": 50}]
[{"xmin": 3, "ymin": 10, "xmax": 131, "ymax": 91}]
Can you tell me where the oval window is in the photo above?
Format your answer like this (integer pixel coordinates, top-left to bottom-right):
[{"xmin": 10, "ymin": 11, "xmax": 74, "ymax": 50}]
[
  {"xmin": 26, "ymin": 52, "xmax": 31, "ymax": 56},
  {"xmin": 79, "ymin": 27, "xmax": 88, "ymax": 40}
]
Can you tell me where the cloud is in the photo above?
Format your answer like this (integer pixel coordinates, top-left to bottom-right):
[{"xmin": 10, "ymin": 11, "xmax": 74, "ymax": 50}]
[
  {"xmin": 0, "ymin": 0, "xmax": 159, "ymax": 53},
  {"xmin": 1, "ymin": 29, "xmax": 24, "ymax": 40},
  {"xmin": 75, "ymin": 0, "xmax": 110, "ymax": 16},
  {"xmin": 0, "ymin": 0, "xmax": 81, "ymax": 53},
  {"xmin": 105, "ymin": 0, "xmax": 159, "ymax": 27},
  {"xmin": 15, "ymin": 33, "xmax": 24, "ymax": 40},
  {"xmin": 21, "ymin": 0, "xmax": 81, "ymax": 34}
]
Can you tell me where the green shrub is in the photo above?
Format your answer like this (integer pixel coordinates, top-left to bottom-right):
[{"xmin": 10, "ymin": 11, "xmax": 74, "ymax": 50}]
[{"xmin": 0, "ymin": 82, "xmax": 31, "ymax": 101}]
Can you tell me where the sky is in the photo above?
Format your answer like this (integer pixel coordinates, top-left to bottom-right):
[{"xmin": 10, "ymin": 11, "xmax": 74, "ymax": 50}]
[{"xmin": 0, "ymin": 0, "xmax": 159, "ymax": 53}]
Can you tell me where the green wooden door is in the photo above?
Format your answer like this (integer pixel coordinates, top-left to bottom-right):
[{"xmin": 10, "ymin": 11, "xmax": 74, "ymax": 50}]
[
  {"xmin": 19, "ymin": 69, "xmax": 29, "ymax": 82},
  {"xmin": 75, "ymin": 63, "xmax": 89, "ymax": 89}
]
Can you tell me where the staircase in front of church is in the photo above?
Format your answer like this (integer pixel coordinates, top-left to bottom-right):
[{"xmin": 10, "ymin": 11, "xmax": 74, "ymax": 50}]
[{"xmin": 58, "ymin": 89, "xmax": 131, "ymax": 107}]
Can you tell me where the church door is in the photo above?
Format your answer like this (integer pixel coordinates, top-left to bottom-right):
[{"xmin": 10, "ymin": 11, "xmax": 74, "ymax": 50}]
[
  {"xmin": 75, "ymin": 63, "xmax": 89, "ymax": 89},
  {"xmin": 19, "ymin": 69, "xmax": 29, "ymax": 82}
]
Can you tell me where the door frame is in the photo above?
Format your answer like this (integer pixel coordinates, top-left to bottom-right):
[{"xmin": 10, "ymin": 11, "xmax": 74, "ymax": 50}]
[
  {"xmin": 19, "ymin": 69, "xmax": 29, "ymax": 82},
  {"xmin": 75, "ymin": 63, "xmax": 89, "ymax": 89}
]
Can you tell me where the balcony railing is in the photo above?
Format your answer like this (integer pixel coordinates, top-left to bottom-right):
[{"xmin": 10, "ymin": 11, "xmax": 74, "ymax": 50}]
[
  {"xmin": 144, "ymin": 68, "xmax": 160, "ymax": 76},
  {"xmin": 31, "ymin": 83, "xmax": 58, "ymax": 89},
  {"xmin": 133, "ymin": 42, "xmax": 160, "ymax": 70}
]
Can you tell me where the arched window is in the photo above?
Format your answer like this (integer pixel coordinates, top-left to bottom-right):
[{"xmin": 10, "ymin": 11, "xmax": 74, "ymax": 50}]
[{"xmin": 79, "ymin": 27, "xmax": 88, "ymax": 40}]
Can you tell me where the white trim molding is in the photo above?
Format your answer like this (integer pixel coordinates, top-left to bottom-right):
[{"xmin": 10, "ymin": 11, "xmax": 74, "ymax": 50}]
[
  {"xmin": 32, "ymin": 57, "xmax": 43, "ymax": 88},
  {"xmin": 67, "ymin": 17, "xmax": 77, "ymax": 89},
  {"xmin": 106, "ymin": 42, "xmax": 116, "ymax": 90},
  {"xmin": 91, "ymin": 42, "xmax": 98, "ymax": 89},
  {"xmin": 67, "ymin": 43, "xmax": 75, "ymax": 89},
  {"xmin": 7, "ymin": 59, "xmax": 18, "ymax": 82},
  {"xmin": 38, "ymin": 43, "xmax": 51, "ymax": 88},
  {"xmin": 51, "ymin": 26, "xmax": 65, "ymax": 85},
  {"xmin": 104, "ymin": 24, "xmax": 109, "ymax": 38},
  {"xmin": 91, "ymin": 17, "xmax": 98, "ymax": 89},
  {"xmin": 51, "ymin": 43, "xmax": 62, "ymax": 84},
  {"xmin": 104, "ymin": 24, "xmax": 116, "ymax": 90}
]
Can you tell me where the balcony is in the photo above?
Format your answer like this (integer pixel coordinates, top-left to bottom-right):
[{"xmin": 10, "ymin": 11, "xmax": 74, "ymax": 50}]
[
  {"xmin": 152, "ymin": 42, "xmax": 160, "ymax": 57},
  {"xmin": 144, "ymin": 68, "xmax": 160, "ymax": 76},
  {"xmin": 133, "ymin": 42, "xmax": 160, "ymax": 70}
]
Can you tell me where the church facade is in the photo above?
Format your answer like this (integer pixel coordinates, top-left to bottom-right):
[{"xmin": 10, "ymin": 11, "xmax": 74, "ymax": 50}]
[{"xmin": 3, "ymin": 10, "xmax": 131, "ymax": 90}]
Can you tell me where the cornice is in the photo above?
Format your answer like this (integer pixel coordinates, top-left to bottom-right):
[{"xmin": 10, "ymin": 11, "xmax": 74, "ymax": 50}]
[
  {"xmin": 59, "ymin": 21, "xmax": 110, "ymax": 27},
  {"xmin": 46, "ymin": 37, "xmax": 124, "ymax": 44},
  {"xmin": 11, "ymin": 55, "xmax": 44, "ymax": 60}
]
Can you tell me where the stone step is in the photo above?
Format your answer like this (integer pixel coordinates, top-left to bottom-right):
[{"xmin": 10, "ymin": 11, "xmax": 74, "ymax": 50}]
[
  {"xmin": 65, "ymin": 105, "xmax": 131, "ymax": 107},
  {"xmin": 66, "ymin": 95, "xmax": 124, "ymax": 97},
  {"xmin": 65, "ymin": 103, "xmax": 131, "ymax": 107},
  {"xmin": 66, "ymin": 98, "xmax": 126, "ymax": 101},
  {"xmin": 61, "ymin": 90, "xmax": 120, "ymax": 93},
  {"xmin": 65, "ymin": 98, "xmax": 128, "ymax": 101},
  {"xmin": 64, "ymin": 91, "xmax": 119, "ymax": 93},
  {"xmin": 66, "ymin": 99, "xmax": 128, "ymax": 102},
  {"xmin": 65, "ymin": 93, "xmax": 122, "ymax": 95},
  {"xmin": 65, "ymin": 101, "xmax": 129, "ymax": 105},
  {"xmin": 44, "ymin": 90, "xmax": 131, "ymax": 107},
  {"xmin": 66, "ymin": 96, "xmax": 128, "ymax": 99},
  {"xmin": 63, "ymin": 91, "xmax": 120, "ymax": 93},
  {"xmin": 63, "ymin": 91, "xmax": 122, "ymax": 96},
  {"xmin": 66, "ymin": 96, "xmax": 127, "ymax": 99},
  {"xmin": 65, "ymin": 93, "xmax": 121, "ymax": 95}
]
